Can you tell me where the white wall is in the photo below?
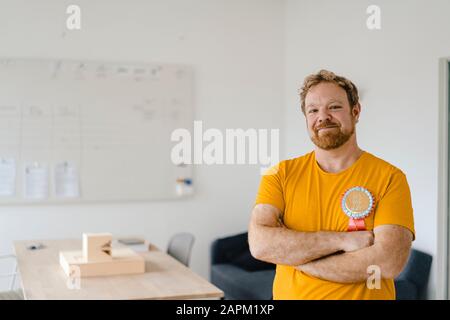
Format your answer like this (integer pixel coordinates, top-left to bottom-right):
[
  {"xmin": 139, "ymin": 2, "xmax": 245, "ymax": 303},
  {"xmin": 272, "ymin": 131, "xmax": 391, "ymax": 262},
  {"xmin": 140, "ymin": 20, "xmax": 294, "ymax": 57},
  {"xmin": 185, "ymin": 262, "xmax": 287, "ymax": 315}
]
[
  {"xmin": 0, "ymin": 0, "xmax": 285, "ymax": 289},
  {"xmin": 284, "ymin": 0, "xmax": 450, "ymax": 299}
]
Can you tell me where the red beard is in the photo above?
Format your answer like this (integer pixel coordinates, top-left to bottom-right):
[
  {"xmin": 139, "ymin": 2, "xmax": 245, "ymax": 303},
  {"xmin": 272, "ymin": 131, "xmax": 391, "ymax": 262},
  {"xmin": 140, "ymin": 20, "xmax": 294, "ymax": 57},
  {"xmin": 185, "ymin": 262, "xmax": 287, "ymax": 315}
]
[{"xmin": 310, "ymin": 120, "xmax": 355, "ymax": 150}]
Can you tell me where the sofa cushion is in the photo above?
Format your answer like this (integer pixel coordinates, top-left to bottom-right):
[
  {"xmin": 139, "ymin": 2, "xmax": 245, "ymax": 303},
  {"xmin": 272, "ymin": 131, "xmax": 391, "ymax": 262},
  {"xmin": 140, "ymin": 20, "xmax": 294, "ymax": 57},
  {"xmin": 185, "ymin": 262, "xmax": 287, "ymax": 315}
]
[
  {"xmin": 231, "ymin": 250, "xmax": 275, "ymax": 272},
  {"xmin": 211, "ymin": 232, "xmax": 275, "ymax": 271},
  {"xmin": 395, "ymin": 279, "xmax": 418, "ymax": 300},
  {"xmin": 211, "ymin": 233, "xmax": 249, "ymax": 265},
  {"xmin": 396, "ymin": 249, "xmax": 432, "ymax": 299},
  {"xmin": 211, "ymin": 264, "xmax": 275, "ymax": 300}
]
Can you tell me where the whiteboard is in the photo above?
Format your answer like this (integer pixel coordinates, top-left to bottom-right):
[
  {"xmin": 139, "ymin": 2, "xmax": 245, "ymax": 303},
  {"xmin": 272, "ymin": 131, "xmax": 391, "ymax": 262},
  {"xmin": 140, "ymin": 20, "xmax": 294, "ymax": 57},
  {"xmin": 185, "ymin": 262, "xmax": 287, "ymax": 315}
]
[{"xmin": 0, "ymin": 58, "xmax": 193, "ymax": 204}]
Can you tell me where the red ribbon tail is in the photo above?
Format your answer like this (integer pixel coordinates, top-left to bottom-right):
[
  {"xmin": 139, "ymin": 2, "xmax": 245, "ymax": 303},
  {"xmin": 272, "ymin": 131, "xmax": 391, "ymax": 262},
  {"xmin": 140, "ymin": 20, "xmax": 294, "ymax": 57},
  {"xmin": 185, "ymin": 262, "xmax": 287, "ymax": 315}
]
[
  {"xmin": 348, "ymin": 219, "xmax": 357, "ymax": 231},
  {"xmin": 347, "ymin": 218, "xmax": 366, "ymax": 231}
]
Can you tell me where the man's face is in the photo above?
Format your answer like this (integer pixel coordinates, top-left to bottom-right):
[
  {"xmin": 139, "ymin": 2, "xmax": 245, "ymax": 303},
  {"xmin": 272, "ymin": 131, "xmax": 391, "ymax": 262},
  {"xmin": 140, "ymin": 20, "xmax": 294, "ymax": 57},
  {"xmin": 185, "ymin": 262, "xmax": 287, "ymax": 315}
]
[{"xmin": 304, "ymin": 82, "xmax": 360, "ymax": 150}]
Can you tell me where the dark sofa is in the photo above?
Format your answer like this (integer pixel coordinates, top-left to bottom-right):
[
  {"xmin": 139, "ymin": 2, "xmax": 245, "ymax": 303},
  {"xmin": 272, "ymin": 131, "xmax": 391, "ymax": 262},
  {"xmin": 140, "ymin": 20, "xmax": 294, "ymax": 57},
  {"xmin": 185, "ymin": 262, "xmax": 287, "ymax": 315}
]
[{"xmin": 210, "ymin": 232, "xmax": 432, "ymax": 300}]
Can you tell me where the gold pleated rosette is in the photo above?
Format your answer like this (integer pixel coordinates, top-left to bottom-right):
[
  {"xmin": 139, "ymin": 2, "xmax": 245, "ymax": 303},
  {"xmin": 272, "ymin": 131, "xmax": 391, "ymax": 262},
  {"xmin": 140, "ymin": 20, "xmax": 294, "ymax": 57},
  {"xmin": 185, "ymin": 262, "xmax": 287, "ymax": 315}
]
[{"xmin": 341, "ymin": 186, "xmax": 375, "ymax": 231}]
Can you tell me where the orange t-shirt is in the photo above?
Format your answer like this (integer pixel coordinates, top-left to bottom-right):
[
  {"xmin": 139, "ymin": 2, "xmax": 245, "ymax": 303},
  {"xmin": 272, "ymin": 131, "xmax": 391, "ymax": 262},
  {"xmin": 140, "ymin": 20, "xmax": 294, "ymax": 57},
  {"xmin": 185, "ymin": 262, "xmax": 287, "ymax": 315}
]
[{"xmin": 255, "ymin": 151, "xmax": 415, "ymax": 300}]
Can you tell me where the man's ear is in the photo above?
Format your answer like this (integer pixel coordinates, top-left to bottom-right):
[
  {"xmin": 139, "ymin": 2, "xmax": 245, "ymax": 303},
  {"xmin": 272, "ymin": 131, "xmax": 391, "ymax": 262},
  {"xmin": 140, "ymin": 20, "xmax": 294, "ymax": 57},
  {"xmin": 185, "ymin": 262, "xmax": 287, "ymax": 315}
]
[{"xmin": 353, "ymin": 103, "xmax": 361, "ymax": 123}]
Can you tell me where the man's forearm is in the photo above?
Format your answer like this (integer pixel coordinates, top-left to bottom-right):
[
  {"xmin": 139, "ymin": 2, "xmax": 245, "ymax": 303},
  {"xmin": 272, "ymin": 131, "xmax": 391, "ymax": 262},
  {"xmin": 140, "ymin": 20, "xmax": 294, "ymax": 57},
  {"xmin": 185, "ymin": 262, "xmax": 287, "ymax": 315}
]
[
  {"xmin": 248, "ymin": 204, "xmax": 373, "ymax": 267},
  {"xmin": 296, "ymin": 225, "xmax": 413, "ymax": 284},
  {"xmin": 248, "ymin": 224, "xmax": 347, "ymax": 266},
  {"xmin": 296, "ymin": 243, "xmax": 392, "ymax": 283}
]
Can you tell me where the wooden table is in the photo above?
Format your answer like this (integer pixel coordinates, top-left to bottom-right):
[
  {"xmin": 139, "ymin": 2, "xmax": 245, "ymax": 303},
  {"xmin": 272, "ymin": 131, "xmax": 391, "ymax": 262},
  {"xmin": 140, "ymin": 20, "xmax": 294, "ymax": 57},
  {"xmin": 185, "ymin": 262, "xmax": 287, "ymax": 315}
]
[{"xmin": 13, "ymin": 239, "xmax": 224, "ymax": 300}]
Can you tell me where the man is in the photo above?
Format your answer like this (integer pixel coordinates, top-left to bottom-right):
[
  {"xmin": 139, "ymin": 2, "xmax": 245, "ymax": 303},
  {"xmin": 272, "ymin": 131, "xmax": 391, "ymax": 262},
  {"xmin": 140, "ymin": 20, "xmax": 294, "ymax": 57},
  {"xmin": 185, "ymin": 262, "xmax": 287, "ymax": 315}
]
[{"xmin": 248, "ymin": 70, "xmax": 415, "ymax": 300}]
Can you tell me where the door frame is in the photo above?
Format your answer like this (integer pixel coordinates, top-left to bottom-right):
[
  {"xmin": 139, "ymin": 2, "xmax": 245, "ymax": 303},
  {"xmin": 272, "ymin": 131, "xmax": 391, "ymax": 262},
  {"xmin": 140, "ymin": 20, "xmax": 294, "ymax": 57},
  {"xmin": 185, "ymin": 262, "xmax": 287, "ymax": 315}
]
[{"xmin": 438, "ymin": 57, "xmax": 450, "ymax": 300}]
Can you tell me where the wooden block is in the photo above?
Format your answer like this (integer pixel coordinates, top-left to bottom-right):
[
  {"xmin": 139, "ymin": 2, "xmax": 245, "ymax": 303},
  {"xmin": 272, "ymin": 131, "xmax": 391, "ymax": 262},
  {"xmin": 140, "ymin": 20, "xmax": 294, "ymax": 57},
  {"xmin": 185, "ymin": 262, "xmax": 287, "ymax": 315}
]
[
  {"xmin": 59, "ymin": 247, "xmax": 145, "ymax": 278},
  {"xmin": 82, "ymin": 233, "xmax": 112, "ymax": 263}
]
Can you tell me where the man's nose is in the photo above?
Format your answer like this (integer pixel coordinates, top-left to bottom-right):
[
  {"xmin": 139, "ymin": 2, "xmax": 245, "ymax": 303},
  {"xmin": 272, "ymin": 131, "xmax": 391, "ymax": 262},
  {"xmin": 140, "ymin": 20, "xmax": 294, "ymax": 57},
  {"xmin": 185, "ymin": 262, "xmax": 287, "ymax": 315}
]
[{"xmin": 317, "ymin": 109, "xmax": 331, "ymax": 123}]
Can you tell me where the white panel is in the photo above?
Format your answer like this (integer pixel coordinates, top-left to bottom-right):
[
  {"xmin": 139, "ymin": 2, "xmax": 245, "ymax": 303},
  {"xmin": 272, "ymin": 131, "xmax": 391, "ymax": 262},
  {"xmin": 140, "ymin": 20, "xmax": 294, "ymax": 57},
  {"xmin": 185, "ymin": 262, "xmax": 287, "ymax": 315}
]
[{"xmin": 0, "ymin": 58, "xmax": 193, "ymax": 203}]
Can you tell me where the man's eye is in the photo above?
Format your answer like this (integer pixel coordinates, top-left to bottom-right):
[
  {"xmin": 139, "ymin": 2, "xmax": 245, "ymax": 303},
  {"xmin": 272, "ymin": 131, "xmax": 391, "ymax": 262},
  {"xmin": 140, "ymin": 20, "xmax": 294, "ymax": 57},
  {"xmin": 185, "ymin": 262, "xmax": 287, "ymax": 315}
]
[
  {"xmin": 308, "ymin": 109, "xmax": 318, "ymax": 114},
  {"xmin": 330, "ymin": 105, "xmax": 342, "ymax": 109}
]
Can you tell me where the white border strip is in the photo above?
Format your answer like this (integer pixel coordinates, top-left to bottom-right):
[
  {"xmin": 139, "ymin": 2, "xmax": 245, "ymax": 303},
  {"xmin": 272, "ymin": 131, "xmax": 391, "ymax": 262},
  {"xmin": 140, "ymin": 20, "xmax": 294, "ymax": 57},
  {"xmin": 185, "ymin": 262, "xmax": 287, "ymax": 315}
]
[{"xmin": 437, "ymin": 57, "xmax": 449, "ymax": 300}]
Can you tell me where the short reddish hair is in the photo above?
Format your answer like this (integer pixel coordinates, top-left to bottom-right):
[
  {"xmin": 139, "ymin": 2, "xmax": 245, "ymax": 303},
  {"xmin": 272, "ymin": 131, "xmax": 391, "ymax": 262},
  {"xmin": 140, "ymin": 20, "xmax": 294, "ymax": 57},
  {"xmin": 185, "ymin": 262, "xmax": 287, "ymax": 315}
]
[{"xmin": 299, "ymin": 69, "xmax": 360, "ymax": 113}]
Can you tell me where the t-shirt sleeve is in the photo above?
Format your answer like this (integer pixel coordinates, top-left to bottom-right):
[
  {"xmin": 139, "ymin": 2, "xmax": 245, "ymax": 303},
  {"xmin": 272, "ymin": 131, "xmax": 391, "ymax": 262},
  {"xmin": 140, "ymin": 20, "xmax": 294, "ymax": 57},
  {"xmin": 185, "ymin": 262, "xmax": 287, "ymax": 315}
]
[
  {"xmin": 374, "ymin": 168, "xmax": 416, "ymax": 240},
  {"xmin": 254, "ymin": 162, "xmax": 285, "ymax": 213}
]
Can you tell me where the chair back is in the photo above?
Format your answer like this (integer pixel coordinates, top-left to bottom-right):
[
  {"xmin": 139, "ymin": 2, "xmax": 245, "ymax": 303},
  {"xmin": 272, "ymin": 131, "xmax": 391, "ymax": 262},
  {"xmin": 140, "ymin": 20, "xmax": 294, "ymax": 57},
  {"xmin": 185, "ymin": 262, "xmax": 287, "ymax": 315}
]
[{"xmin": 167, "ymin": 233, "xmax": 195, "ymax": 267}]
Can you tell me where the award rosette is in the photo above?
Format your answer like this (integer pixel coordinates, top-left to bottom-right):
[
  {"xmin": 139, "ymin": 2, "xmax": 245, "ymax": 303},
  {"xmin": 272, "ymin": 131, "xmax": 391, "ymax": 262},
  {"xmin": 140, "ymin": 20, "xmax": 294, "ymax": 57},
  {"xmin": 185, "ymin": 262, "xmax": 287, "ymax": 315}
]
[{"xmin": 341, "ymin": 186, "xmax": 375, "ymax": 231}]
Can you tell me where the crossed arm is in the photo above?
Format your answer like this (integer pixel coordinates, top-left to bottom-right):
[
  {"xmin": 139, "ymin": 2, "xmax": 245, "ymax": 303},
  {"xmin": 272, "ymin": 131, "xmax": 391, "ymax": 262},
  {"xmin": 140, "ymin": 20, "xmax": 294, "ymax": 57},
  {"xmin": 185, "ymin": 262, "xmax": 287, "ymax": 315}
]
[{"xmin": 248, "ymin": 204, "xmax": 413, "ymax": 283}]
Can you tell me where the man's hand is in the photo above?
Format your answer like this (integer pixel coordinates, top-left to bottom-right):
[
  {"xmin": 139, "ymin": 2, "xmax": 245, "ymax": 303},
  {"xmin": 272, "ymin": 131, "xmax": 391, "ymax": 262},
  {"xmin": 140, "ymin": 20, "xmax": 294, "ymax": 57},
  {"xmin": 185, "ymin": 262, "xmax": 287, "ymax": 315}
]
[{"xmin": 341, "ymin": 231, "xmax": 374, "ymax": 252}]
